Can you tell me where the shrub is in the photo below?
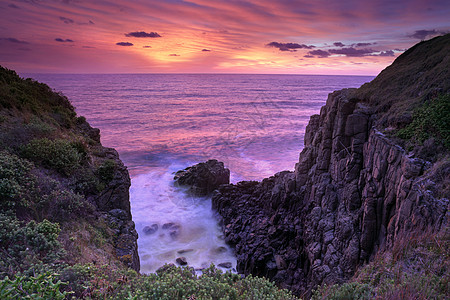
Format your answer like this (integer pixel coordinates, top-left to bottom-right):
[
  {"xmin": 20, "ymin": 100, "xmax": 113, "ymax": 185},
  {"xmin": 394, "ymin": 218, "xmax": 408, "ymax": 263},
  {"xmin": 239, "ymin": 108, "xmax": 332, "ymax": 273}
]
[
  {"xmin": 43, "ymin": 189, "xmax": 95, "ymax": 222},
  {"xmin": 397, "ymin": 94, "xmax": 450, "ymax": 149},
  {"xmin": 311, "ymin": 282, "xmax": 374, "ymax": 300},
  {"xmin": 0, "ymin": 213, "xmax": 64, "ymax": 277},
  {"xmin": 96, "ymin": 159, "xmax": 117, "ymax": 183},
  {"xmin": 0, "ymin": 272, "xmax": 70, "ymax": 299},
  {"xmin": 21, "ymin": 138, "xmax": 82, "ymax": 175},
  {"xmin": 115, "ymin": 264, "xmax": 298, "ymax": 300},
  {"xmin": 0, "ymin": 151, "xmax": 35, "ymax": 208}
]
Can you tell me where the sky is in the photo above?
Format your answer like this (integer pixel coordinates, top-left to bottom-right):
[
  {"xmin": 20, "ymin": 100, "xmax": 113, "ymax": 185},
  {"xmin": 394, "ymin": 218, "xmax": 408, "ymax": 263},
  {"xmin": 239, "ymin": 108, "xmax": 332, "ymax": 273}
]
[{"xmin": 0, "ymin": 0, "xmax": 449, "ymax": 75}]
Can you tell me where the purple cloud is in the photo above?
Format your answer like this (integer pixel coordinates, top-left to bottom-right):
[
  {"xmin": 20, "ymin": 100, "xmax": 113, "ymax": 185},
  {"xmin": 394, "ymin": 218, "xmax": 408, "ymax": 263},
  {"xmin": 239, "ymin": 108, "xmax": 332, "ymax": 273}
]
[
  {"xmin": 267, "ymin": 42, "xmax": 315, "ymax": 52},
  {"xmin": 59, "ymin": 16, "xmax": 74, "ymax": 24},
  {"xmin": 55, "ymin": 38, "xmax": 74, "ymax": 42},
  {"xmin": 333, "ymin": 42, "xmax": 345, "ymax": 47},
  {"xmin": 8, "ymin": 4, "xmax": 19, "ymax": 9},
  {"xmin": 308, "ymin": 49, "xmax": 330, "ymax": 58},
  {"xmin": 202, "ymin": 49, "xmax": 211, "ymax": 52},
  {"xmin": 116, "ymin": 42, "xmax": 133, "ymax": 46},
  {"xmin": 329, "ymin": 47, "xmax": 375, "ymax": 57},
  {"xmin": 169, "ymin": 54, "xmax": 180, "ymax": 56},
  {"xmin": 303, "ymin": 55, "xmax": 314, "ymax": 58},
  {"xmin": 125, "ymin": 31, "xmax": 161, "ymax": 38},
  {"xmin": 408, "ymin": 29, "xmax": 447, "ymax": 40},
  {"xmin": 0, "ymin": 37, "xmax": 29, "ymax": 44},
  {"xmin": 354, "ymin": 42, "xmax": 373, "ymax": 47},
  {"xmin": 143, "ymin": 45, "xmax": 152, "ymax": 48}
]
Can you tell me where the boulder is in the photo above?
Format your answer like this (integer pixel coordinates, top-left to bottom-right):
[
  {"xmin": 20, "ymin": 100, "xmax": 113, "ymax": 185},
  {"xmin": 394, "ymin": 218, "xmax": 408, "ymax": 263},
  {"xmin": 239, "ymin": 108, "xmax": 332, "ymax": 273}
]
[
  {"xmin": 174, "ymin": 159, "xmax": 230, "ymax": 196},
  {"xmin": 176, "ymin": 257, "xmax": 188, "ymax": 266}
]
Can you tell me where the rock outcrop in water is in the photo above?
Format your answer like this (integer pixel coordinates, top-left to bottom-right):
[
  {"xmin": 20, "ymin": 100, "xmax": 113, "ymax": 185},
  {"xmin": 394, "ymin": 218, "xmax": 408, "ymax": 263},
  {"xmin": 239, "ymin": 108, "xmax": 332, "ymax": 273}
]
[
  {"xmin": 174, "ymin": 159, "xmax": 230, "ymax": 196},
  {"xmin": 209, "ymin": 34, "xmax": 450, "ymax": 296}
]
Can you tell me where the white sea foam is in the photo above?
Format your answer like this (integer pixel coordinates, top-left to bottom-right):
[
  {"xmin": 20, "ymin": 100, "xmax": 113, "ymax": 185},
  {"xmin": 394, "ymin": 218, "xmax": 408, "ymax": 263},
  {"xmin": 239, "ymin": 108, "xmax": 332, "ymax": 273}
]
[{"xmin": 130, "ymin": 164, "xmax": 236, "ymax": 273}]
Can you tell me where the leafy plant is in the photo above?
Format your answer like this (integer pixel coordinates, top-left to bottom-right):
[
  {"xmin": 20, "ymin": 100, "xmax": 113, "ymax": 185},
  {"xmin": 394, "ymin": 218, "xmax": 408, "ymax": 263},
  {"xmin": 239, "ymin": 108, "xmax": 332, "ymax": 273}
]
[
  {"xmin": 0, "ymin": 213, "xmax": 64, "ymax": 277},
  {"xmin": 21, "ymin": 138, "xmax": 83, "ymax": 175},
  {"xmin": 0, "ymin": 272, "xmax": 70, "ymax": 299},
  {"xmin": 397, "ymin": 94, "xmax": 450, "ymax": 149},
  {"xmin": 0, "ymin": 151, "xmax": 35, "ymax": 208}
]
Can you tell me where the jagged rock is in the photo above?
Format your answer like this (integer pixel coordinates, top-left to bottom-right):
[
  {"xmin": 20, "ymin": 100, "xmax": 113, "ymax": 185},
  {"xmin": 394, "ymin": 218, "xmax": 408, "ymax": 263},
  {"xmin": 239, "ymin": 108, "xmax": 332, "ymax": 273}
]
[
  {"xmin": 211, "ymin": 72, "xmax": 449, "ymax": 296},
  {"xmin": 176, "ymin": 257, "xmax": 188, "ymax": 265},
  {"xmin": 174, "ymin": 159, "xmax": 230, "ymax": 196},
  {"xmin": 107, "ymin": 209, "xmax": 140, "ymax": 271},
  {"xmin": 218, "ymin": 262, "xmax": 232, "ymax": 268}
]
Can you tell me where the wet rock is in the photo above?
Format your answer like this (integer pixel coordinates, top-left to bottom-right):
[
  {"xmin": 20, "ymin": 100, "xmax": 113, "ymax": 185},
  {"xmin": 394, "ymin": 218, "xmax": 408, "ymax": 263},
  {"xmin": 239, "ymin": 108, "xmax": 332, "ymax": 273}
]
[
  {"xmin": 218, "ymin": 262, "xmax": 232, "ymax": 268},
  {"xmin": 176, "ymin": 257, "xmax": 188, "ymax": 266},
  {"xmin": 143, "ymin": 224, "xmax": 159, "ymax": 235},
  {"xmin": 162, "ymin": 223, "xmax": 181, "ymax": 239},
  {"xmin": 177, "ymin": 249, "xmax": 194, "ymax": 254},
  {"xmin": 174, "ymin": 159, "xmax": 230, "ymax": 196},
  {"xmin": 213, "ymin": 246, "xmax": 227, "ymax": 254}
]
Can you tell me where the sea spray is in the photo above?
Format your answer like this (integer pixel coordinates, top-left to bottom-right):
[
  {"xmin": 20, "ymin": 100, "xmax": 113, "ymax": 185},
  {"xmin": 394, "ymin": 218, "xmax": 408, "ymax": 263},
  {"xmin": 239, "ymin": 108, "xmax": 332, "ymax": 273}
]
[{"xmin": 130, "ymin": 164, "xmax": 236, "ymax": 273}]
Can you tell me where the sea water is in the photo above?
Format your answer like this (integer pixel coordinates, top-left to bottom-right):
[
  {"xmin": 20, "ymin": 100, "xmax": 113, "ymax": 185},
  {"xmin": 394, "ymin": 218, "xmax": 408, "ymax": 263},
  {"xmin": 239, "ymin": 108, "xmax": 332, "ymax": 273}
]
[{"xmin": 25, "ymin": 73, "xmax": 373, "ymax": 272}]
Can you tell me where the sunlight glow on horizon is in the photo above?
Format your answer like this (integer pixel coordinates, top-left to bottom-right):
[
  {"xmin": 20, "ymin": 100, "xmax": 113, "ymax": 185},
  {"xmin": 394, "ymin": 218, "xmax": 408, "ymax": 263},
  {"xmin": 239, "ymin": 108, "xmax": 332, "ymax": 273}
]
[{"xmin": 1, "ymin": 0, "xmax": 449, "ymax": 75}]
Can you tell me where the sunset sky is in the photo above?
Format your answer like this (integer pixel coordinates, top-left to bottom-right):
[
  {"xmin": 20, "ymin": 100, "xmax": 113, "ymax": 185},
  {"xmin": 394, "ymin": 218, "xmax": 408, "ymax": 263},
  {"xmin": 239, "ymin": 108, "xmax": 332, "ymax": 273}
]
[{"xmin": 1, "ymin": 0, "xmax": 449, "ymax": 75}]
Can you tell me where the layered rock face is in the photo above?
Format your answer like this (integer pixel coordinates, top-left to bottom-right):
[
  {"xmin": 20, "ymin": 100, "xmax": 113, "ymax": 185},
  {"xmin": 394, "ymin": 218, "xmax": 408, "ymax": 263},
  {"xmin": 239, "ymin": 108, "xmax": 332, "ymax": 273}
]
[
  {"xmin": 212, "ymin": 88, "xmax": 448, "ymax": 296},
  {"xmin": 78, "ymin": 117, "xmax": 140, "ymax": 271}
]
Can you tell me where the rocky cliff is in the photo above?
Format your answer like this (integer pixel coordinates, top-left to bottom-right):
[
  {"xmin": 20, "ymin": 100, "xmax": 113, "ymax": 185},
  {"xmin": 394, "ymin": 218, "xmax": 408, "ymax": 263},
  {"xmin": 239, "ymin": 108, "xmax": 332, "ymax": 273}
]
[
  {"xmin": 211, "ymin": 34, "xmax": 449, "ymax": 296},
  {"xmin": 0, "ymin": 66, "xmax": 139, "ymax": 274}
]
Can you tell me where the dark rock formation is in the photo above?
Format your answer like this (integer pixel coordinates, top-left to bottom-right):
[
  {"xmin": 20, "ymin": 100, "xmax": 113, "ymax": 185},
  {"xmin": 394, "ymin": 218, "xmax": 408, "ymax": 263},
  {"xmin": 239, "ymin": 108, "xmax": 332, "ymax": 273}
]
[
  {"xmin": 174, "ymin": 159, "xmax": 230, "ymax": 196},
  {"xmin": 176, "ymin": 257, "xmax": 188, "ymax": 265},
  {"xmin": 108, "ymin": 209, "xmax": 140, "ymax": 271},
  {"xmin": 143, "ymin": 224, "xmax": 159, "ymax": 235},
  {"xmin": 210, "ymin": 35, "xmax": 450, "ymax": 297}
]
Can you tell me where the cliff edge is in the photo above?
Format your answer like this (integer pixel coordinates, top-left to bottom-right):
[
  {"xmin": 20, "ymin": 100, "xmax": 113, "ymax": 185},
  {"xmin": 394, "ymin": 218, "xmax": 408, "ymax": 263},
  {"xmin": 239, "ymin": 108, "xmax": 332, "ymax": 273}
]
[
  {"xmin": 0, "ymin": 66, "xmax": 139, "ymax": 280},
  {"xmin": 212, "ymin": 34, "xmax": 449, "ymax": 297}
]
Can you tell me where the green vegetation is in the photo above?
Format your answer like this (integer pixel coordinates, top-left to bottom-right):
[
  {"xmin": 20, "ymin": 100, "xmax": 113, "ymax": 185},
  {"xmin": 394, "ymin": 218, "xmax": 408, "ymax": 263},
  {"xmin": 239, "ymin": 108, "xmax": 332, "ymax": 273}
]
[
  {"xmin": 21, "ymin": 138, "xmax": 83, "ymax": 175},
  {"xmin": 0, "ymin": 272, "xmax": 70, "ymax": 299},
  {"xmin": 0, "ymin": 151, "xmax": 34, "ymax": 208},
  {"xmin": 396, "ymin": 94, "xmax": 450, "ymax": 150},
  {"xmin": 0, "ymin": 213, "xmax": 64, "ymax": 278}
]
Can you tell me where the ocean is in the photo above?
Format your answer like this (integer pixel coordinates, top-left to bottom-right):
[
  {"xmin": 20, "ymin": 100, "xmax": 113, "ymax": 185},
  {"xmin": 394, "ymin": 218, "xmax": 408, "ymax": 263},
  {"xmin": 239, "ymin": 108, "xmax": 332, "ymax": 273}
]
[{"xmin": 25, "ymin": 73, "xmax": 373, "ymax": 273}]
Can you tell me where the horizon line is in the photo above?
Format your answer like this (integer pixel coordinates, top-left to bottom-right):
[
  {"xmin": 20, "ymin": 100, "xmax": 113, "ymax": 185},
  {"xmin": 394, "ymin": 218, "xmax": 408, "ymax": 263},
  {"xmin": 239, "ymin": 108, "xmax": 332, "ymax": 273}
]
[{"xmin": 20, "ymin": 72, "xmax": 376, "ymax": 77}]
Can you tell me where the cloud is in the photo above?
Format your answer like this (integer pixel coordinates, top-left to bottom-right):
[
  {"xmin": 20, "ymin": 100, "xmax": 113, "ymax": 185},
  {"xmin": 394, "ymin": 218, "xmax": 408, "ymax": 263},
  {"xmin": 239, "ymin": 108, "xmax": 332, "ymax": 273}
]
[
  {"xmin": 55, "ymin": 38, "xmax": 74, "ymax": 42},
  {"xmin": 333, "ymin": 42, "xmax": 345, "ymax": 47},
  {"xmin": 303, "ymin": 55, "xmax": 314, "ymax": 58},
  {"xmin": 116, "ymin": 42, "xmax": 133, "ymax": 46},
  {"xmin": 308, "ymin": 49, "xmax": 330, "ymax": 58},
  {"xmin": 0, "ymin": 37, "xmax": 29, "ymax": 44},
  {"xmin": 169, "ymin": 54, "xmax": 180, "ymax": 56},
  {"xmin": 408, "ymin": 29, "xmax": 447, "ymax": 40},
  {"xmin": 143, "ymin": 45, "xmax": 152, "ymax": 48},
  {"xmin": 354, "ymin": 42, "xmax": 373, "ymax": 47},
  {"xmin": 59, "ymin": 16, "xmax": 74, "ymax": 24},
  {"xmin": 202, "ymin": 49, "xmax": 211, "ymax": 52},
  {"xmin": 266, "ymin": 42, "xmax": 315, "ymax": 52},
  {"xmin": 377, "ymin": 50, "xmax": 395, "ymax": 57},
  {"xmin": 82, "ymin": 46, "xmax": 95, "ymax": 48},
  {"xmin": 329, "ymin": 47, "xmax": 375, "ymax": 57},
  {"xmin": 125, "ymin": 31, "xmax": 161, "ymax": 38},
  {"xmin": 8, "ymin": 4, "xmax": 19, "ymax": 9}
]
